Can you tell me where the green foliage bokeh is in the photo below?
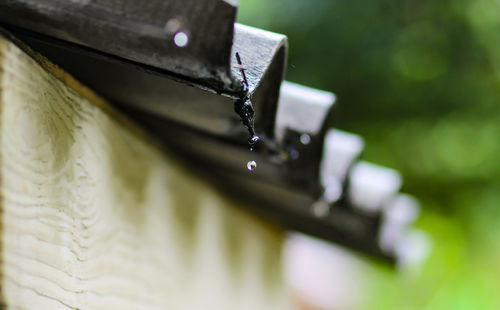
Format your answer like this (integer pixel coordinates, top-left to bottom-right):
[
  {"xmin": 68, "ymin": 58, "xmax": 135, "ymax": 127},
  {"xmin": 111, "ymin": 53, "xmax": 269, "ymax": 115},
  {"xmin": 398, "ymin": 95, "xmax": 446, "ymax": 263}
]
[{"xmin": 238, "ymin": 0, "xmax": 500, "ymax": 308}]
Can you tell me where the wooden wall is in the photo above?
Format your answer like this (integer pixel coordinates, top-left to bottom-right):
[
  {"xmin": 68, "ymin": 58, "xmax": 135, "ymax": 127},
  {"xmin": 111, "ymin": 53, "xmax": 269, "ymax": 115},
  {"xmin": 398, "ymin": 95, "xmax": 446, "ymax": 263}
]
[{"xmin": 0, "ymin": 34, "xmax": 291, "ymax": 310}]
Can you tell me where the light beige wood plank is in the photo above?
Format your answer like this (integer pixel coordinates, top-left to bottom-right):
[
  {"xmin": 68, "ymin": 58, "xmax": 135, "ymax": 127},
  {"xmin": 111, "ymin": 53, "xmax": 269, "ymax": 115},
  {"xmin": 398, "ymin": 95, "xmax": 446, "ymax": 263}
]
[{"xmin": 0, "ymin": 34, "xmax": 291, "ymax": 310}]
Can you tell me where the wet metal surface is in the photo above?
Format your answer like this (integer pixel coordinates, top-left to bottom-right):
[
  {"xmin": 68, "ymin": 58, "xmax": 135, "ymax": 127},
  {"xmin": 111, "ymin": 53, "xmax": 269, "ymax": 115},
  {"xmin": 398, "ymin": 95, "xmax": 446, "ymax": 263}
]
[
  {"xmin": 0, "ymin": 0, "xmax": 424, "ymax": 263},
  {"xmin": 0, "ymin": 0, "xmax": 238, "ymax": 92}
]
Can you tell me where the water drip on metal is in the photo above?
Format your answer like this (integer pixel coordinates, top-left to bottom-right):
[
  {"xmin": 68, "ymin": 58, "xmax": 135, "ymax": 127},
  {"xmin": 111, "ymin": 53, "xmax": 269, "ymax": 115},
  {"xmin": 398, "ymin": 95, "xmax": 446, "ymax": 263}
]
[
  {"xmin": 234, "ymin": 97, "xmax": 260, "ymax": 151},
  {"xmin": 233, "ymin": 51, "xmax": 260, "ymax": 153}
]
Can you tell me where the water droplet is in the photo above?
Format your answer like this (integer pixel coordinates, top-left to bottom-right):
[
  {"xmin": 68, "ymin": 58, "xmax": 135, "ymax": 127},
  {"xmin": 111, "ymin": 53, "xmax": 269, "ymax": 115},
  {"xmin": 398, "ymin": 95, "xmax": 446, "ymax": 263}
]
[
  {"xmin": 174, "ymin": 31, "xmax": 189, "ymax": 47},
  {"xmin": 300, "ymin": 133, "xmax": 311, "ymax": 145},
  {"xmin": 234, "ymin": 98, "xmax": 257, "ymax": 151},
  {"xmin": 249, "ymin": 135, "xmax": 260, "ymax": 144},
  {"xmin": 247, "ymin": 160, "xmax": 257, "ymax": 171},
  {"xmin": 249, "ymin": 135, "xmax": 260, "ymax": 151}
]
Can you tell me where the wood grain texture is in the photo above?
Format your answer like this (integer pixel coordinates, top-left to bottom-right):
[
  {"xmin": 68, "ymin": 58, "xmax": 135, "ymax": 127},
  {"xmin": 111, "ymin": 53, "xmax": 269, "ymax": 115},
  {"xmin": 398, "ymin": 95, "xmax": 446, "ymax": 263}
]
[{"xmin": 0, "ymin": 35, "xmax": 291, "ymax": 310}]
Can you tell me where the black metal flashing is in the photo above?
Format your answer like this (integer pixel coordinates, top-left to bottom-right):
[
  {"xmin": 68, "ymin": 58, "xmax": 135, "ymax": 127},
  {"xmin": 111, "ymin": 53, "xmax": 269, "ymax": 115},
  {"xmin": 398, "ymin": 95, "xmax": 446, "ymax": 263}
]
[
  {"xmin": 0, "ymin": 0, "xmax": 425, "ymax": 264},
  {"xmin": 0, "ymin": 0, "xmax": 238, "ymax": 92}
]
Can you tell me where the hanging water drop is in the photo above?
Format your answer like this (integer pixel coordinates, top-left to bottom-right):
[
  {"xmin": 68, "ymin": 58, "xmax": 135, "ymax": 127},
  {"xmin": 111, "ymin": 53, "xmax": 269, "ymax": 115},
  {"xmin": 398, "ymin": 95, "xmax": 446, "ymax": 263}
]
[
  {"xmin": 249, "ymin": 135, "xmax": 260, "ymax": 144},
  {"xmin": 247, "ymin": 160, "xmax": 257, "ymax": 171},
  {"xmin": 249, "ymin": 135, "xmax": 260, "ymax": 151}
]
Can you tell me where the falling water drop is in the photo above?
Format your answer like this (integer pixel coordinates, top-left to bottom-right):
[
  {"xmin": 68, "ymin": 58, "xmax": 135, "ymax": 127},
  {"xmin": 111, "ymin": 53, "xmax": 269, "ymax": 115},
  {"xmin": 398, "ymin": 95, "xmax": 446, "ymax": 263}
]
[{"xmin": 247, "ymin": 160, "xmax": 257, "ymax": 171}]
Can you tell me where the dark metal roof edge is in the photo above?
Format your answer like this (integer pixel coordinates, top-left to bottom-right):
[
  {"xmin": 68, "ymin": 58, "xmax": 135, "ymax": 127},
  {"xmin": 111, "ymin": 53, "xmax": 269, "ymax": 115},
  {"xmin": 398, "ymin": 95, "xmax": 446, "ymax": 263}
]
[
  {"xmin": 232, "ymin": 24, "xmax": 288, "ymax": 95},
  {"xmin": 0, "ymin": 0, "xmax": 239, "ymax": 92}
]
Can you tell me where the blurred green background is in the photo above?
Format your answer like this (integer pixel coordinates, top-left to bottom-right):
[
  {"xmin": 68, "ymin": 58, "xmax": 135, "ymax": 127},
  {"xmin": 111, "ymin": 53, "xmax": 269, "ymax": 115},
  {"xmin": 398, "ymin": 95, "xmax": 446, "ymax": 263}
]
[{"xmin": 238, "ymin": 0, "xmax": 500, "ymax": 309}]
